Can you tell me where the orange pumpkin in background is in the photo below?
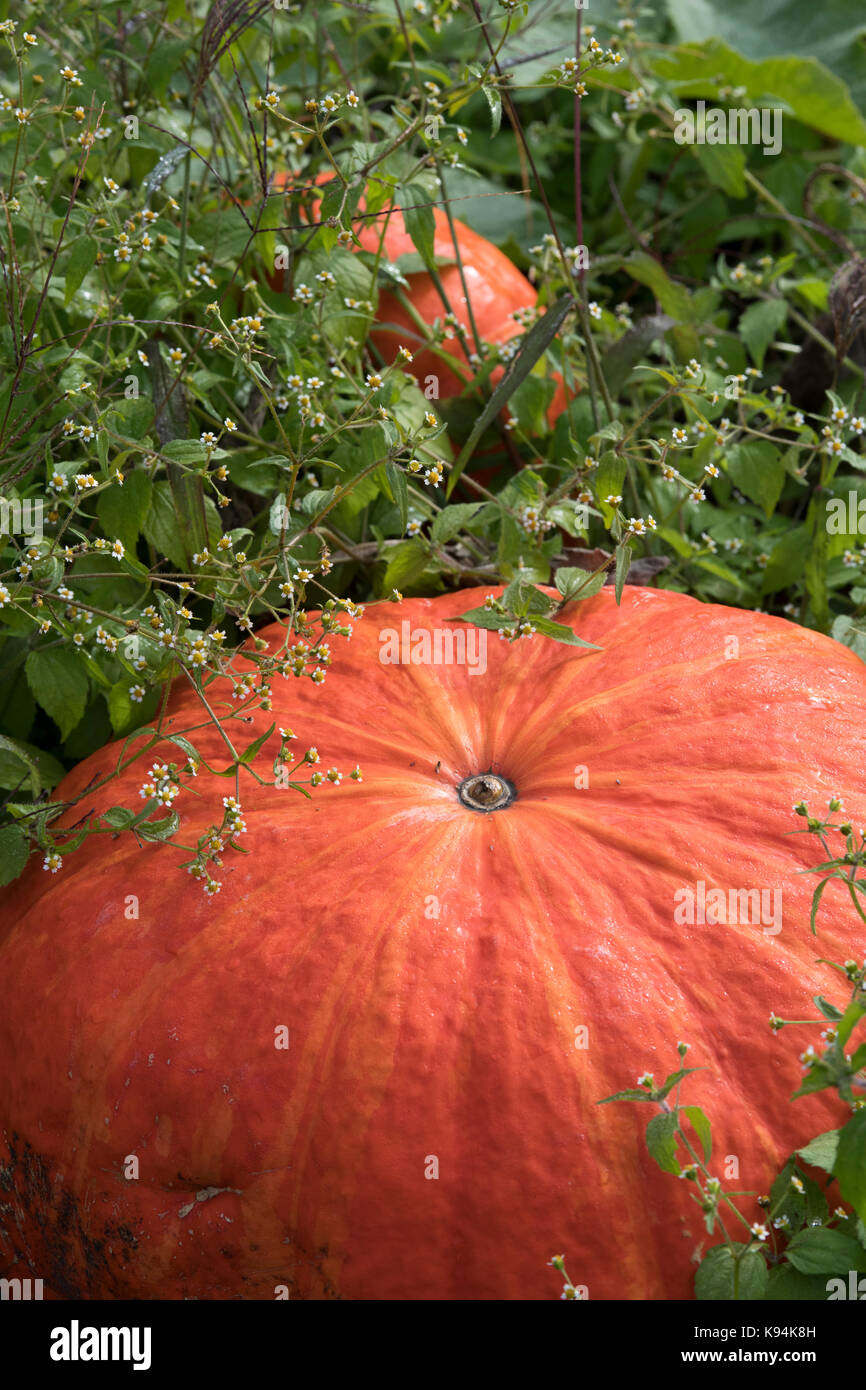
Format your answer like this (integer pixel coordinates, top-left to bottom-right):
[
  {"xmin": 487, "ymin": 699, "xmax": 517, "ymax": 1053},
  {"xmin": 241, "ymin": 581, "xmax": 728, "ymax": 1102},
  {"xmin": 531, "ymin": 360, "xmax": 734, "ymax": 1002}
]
[
  {"xmin": 269, "ymin": 170, "xmax": 570, "ymax": 423},
  {"xmin": 1, "ymin": 585, "xmax": 864, "ymax": 1300}
]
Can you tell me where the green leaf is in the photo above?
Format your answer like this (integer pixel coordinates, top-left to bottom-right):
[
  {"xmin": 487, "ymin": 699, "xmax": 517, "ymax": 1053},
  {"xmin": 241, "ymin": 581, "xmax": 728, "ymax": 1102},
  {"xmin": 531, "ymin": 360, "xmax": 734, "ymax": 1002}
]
[
  {"xmin": 726, "ymin": 440, "xmax": 786, "ymax": 517},
  {"xmin": 431, "ymin": 503, "xmax": 484, "ymax": 545},
  {"xmin": 447, "ymin": 293, "xmax": 574, "ymax": 495},
  {"xmin": 695, "ymin": 1244, "xmax": 768, "ymax": 1301},
  {"xmin": 593, "ymin": 451, "xmax": 627, "ymax": 526},
  {"xmin": 0, "ymin": 733, "xmax": 42, "ymax": 795},
  {"xmin": 239, "ymin": 722, "xmax": 276, "ymax": 765},
  {"xmin": 645, "ymin": 1112, "xmax": 681, "ymax": 1176},
  {"xmin": 531, "ymin": 617, "xmax": 601, "ymax": 649},
  {"xmin": 654, "ymin": 33, "xmax": 866, "ymax": 147},
  {"xmin": 763, "ymin": 1264, "xmax": 833, "ymax": 1300},
  {"xmin": 382, "ymin": 538, "xmax": 430, "ymax": 592},
  {"xmin": 624, "ymin": 251, "xmax": 698, "ymax": 322},
  {"xmin": 597, "ymin": 1088, "xmax": 659, "ymax": 1104},
  {"xmin": 836, "ymin": 998, "xmax": 866, "ymax": 1047},
  {"xmin": 693, "ymin": 143, "xmax": 746, "ymax": 198},
  {"xmin": 385, "ymin": 460, "xmax": 408, "ymax": 532},
  {"xmin": 0, "ymin": 737, "xmax": 65, "ymax": 793},
  {"xmin": 835, "ymin": 1110, "xmax": 866, "ymax": 1223},
  {"xmin": 615, "ymin": 542, "xmax": 632, "ymax": 602},
  {"xmin": 482, "ymin": 83, "xmax": 502, "ymax": 136},
  {"xmin": 142, "ymin": 481, "xmax": 220, "ymax": 568},
  {"xmin": 99, "ymin": 806, "xmax": 137, "ymax": 830},
  {"xmin": 0, "ymin": 824, "xmax": 31, "ymax": 885},
  {"xmin": 739, "ymin": 300, "xmax": 788, "ymax": 369},
  {"xmin": 64, "ymin": 236, "xmax": 98, "ymax": 305},
  {"xmin": 785, "ymin": 1225, "xmax": 866, "ymax": 1276},
  {"xmin": 401, "ymin": 182, "xmax": 436, "ymax": 268},
  {"xmin": 555, "ymin": 568, "xmax": 606, "ymax": 601},
  {"xmin": 796, "ymin": 1129, "xmax": 840, "ymax": 1176},
  {"xmin": 456, "ymin": 606, "xmax": 512, "ymax": 633},
  {"xmin": 25, "ymin": 648, "xmax": 89, "ymax": 741},
  {"xmin": 96, "ymin": 470, "xmax": 153, "ymax": 554},
  {"xmin": 681, "ymin": 1106, "xmax": 712, "ymax": 1164},
  {"xmin": 136, "ymin": 809, "xmax": 180, "ymax": 843},
  {"xmin": 761, "ymin": 527, "xmax": 811, "ymax": 595}
]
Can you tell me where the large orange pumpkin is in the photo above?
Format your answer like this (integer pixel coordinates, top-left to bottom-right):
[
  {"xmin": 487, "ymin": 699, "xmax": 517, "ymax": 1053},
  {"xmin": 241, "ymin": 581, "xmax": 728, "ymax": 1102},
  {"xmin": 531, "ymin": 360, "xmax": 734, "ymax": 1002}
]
[{"xmin": 2, "ymin": 585, "xmax": 863, "ymax": 1300}]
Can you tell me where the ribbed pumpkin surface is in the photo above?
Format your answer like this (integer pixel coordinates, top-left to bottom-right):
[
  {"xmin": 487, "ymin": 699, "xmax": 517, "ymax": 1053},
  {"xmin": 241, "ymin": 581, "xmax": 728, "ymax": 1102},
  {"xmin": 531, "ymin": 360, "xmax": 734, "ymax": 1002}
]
[{"xmin": 1, "ymin": 585, "xmax": 864, "ymax": 1300}]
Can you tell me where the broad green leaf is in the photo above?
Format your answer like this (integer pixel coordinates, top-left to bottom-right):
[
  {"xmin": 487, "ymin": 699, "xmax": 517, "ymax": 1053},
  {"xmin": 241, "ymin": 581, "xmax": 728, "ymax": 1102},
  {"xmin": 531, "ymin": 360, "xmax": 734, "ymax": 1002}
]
[
  {"xmin": 431, "ymin": 503, "xmax": 483, "ymax": 545},
  {"xmin": 25, "ymin": 649, "xmax": 89, "ymax": 741},
  {"xmin": 382, "ymin": 539, "xmax": 430, "ymax": 592},
  {"xmin": 834, "ymin": 1108, "xmax": 866, "ymax": 1222},
  {"xmin": 142, "ymin": 481, "xmax": 220, "ymax": 568},
  {"xmin": 695, "ymin": 1244, "xmax": 768, "ymax": 1300},
  {"xmin": 694, "ymin": 143, "xmax": 746, "ymax": 198},
  {"xmin": 593, "ymin": 451, "xmax": 627, "ymax": 526},
  {"xmin": 739, "ymin": 299, "xmax": 788, "ymax": 369},
  {"xmin": 401, "ymin": 182, "xmax": 436, "ymax": 268},
  {"xmin": 796, "ymin": 1129, "xmax": 840, "ymax": 1175},
  {"xmin": 645, "ymin": 1112, "xmax": 681, "ymax": 1176},
  {"xmin": 0, "ymin": 736, "xmax": 65, "ymax": 792},
  {"xmin": 624, "ymin": 252, "xmax": 697, "ymax": 322},
  {"xmin": 0, "ymin": 824, "xmax": 30, "ymax": 885},
  {"xmin": 64, "ymin": 236, "xmax": 98, "ymax": 305},
  {"xmin": 555, "ymin": 568, "xmax": 606, "ymax": 601},
  {"xmin": 784, "ymin": 1225, "xmax": 866, "ymax": 1275},
  {"xmin": 726, "ymin": 440, "xmax": 786, "ymax": 517},
  {"xmin": 661, "ymin": 17, "xmax": 866, "ymax": 140},
  {"xmin": 96, "ymin": 469, "xmax": 153, "ymax": 554}
]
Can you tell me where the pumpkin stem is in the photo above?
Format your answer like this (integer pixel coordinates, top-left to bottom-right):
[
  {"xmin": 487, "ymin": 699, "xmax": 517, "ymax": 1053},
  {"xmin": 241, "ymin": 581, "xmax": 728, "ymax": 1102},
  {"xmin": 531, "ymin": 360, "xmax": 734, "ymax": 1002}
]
[{"xmin": 457, "ymin": 773, "xmax": 515, "ymax": 812}]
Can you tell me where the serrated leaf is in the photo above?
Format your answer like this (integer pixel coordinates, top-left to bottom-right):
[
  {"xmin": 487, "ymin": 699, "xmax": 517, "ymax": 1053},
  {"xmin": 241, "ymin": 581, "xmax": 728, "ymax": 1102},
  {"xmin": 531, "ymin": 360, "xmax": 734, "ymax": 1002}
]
[
  {"xmin": 646, "ymin": 1112, "xmax": 681, "ymax": 1175},
  {"xmin": 795, "ymin": 1129, "xmax": 839, "ymax": 1176},
  {"xmin": 431, "ymin": 503, "xmax": 483, "ymax": 544},
  {"xmin": 785, "ymin": 1225, "xmax": 866, "ymax": 1275},
  {"xmin": 695, "ymin": 1244, "xmax": 768, "ymax": 1300},
  {"xmin": 555, "ymin": 568, "xmax": 606, "ymax": 601},
  {"xmin": 25, "ymin": 648, "xmax": 89, "ymax": 740}
]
